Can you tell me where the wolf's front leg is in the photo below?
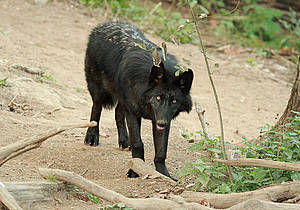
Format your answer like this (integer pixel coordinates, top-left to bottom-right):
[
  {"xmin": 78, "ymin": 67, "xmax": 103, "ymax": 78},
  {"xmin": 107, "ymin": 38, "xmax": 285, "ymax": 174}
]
[
  {"xmin": 125, "ymin": 112, "xmax": 144, "ymax": 178},
  {"xmin": 152, "ymin": 121, "xmax": 177, "ymax": 181}
]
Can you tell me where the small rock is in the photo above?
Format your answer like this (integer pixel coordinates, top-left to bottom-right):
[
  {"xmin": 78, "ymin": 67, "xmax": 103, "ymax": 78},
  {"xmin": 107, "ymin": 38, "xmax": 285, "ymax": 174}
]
[
  {"xmin": 171, "ymin": 195, "xmax": 186, "ymax": 204},
  {"xmin": 173, "ymin": 187, "xmax": 184, "ymax": 195},
  {"xmin": 34, "ymin": 0, "xmax": 49, "ymax": 5},
  {"xmin": 240, "ymin": 96, "xmax": 245, "ymax": 103},
  {"xmin": 257, "ymin": 64, "xmax": 263, "ymax": 69},
  {"xmin": 142, "ymin": 174, "xmax": 150, "ymax": 180},
  {"xmin": 54, "ymin": 197, "xmax": 63, "ymax": 204},
  {"xmin": 273, "ymin": 64, "xmax": 287, "ymax": 72},
  {"xmin": 15, "ymin": 77, "xmax": 33, "ymax": 82},
  {"xmin": 188, "ymin": 139, "xmax": 195, "ymax": 143},
  {"xmin": 159, "ymin": 189, "xmax": 170, "ymax": 194},
  {"xmin": 152, "ymin": 194, "xmax": 160, "ymax": 199},
  {"xmin": 186, "ymin": 183, "xmax": 194, "ymax": 188}
]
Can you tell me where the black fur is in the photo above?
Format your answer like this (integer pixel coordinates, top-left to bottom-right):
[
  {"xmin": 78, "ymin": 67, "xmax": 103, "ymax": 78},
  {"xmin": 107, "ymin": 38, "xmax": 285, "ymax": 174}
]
[{"xmin": 84, "ymin": 22, "xmax": 194, "ymax": 180}]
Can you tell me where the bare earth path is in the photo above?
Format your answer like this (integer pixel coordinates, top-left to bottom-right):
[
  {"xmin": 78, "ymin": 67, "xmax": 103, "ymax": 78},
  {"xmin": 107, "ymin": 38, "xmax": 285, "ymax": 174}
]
[{"xmin": 0, "ymin": 0, "xmax": 294, "ymax": 209}]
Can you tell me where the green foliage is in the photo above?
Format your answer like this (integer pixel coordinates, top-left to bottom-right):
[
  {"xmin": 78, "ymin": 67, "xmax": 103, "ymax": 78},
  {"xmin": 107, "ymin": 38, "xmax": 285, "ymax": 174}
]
[
  {"xmin": 218, "ymin": 5, "xmax": 284, "ymax": 49},
  {"xmin": 42, "ymin": 73, "xmax": 56, "ymax": 82},
  {"xmin": 0, "ymin": 77, "xmax": 11, "ymax": 87},
  {"xmin": 279, "ymin": 8, "xmax": 300, "ymax": 51},
  {"xmin": 246, "ymin": 57, "xmax": 257, "ymax": 66},
  {"xmin": 215, "ymin": 2, "xmax": 300, "ymax": 52},
  {"xmin": 123, "ymin": 1, "xmax": 195, "ymax": 44},
  {"xmin": 46, "ymin": 174, "xmax": 57, "ymax": 182},
  {"xmin": 178, "ymin": 111, "xmax": 300, "ymax": 193},
  {"xmin": 88, "ymin": 193, "xmax": 100, "ymax": 204},
  {"xmin": 101, "ymin": 203, "xmax": 132, "ymax": 210},
  {"xmin": 80, "ymin": 0, "xmax": 300, "ymax": 53},
  {"xmin": 71, "ymin": 185, "xmax": 101, "ymax": 204},
  {"xmin": 76, "ymin": 87, "xmax": 83, "ymax": 93},
  {"xmin": 80, "ymin": 0, "xmax": 194, "ymax": 44}
]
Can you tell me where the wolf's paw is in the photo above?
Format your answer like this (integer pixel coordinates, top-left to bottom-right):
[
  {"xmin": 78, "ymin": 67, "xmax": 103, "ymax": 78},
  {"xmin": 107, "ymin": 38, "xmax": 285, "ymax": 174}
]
[
  {"xmin": 127, "ymin": 169, "xmax": 139, "ymax": 178},
  {"xmin": 84, "ymin": 127, "xmax": 99, "ymax": 146},
  {"xmin": 118, "ymin": 133, "xmax": 130, "ymax": 150},
  {"xmin": 119, "ymin": 139, "xmax": 130, "ymax": 150}
]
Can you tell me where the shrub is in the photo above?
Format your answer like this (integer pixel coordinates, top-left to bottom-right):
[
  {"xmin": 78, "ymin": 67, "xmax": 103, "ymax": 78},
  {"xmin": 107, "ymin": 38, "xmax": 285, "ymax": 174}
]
[{"xmin": 178, "ymin": 111, "xmax": 300, "ymax": 193}]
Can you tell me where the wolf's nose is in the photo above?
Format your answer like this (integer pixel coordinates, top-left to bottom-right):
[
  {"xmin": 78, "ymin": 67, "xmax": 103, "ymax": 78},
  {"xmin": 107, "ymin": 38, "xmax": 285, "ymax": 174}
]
[
  {"xmin": 157, "ymin": 120, "xmax": 167, "ymax": 126},
  {"xmin": 157, "ymin": 122, "xmax": 167, "ymax": 127}
]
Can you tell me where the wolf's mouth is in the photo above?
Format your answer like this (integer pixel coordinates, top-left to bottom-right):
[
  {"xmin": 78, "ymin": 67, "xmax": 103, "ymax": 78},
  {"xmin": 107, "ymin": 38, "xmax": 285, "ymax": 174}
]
[{"xmin": 156, "ymin": 124, "xmax": 166, "ymax": 130}]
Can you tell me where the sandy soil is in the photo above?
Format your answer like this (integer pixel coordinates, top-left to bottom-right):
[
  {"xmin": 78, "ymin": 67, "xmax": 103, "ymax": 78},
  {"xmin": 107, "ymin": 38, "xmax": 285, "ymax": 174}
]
[{"xmin": 0, "ymin": 0, "xmax": 296, "ymax": 209}]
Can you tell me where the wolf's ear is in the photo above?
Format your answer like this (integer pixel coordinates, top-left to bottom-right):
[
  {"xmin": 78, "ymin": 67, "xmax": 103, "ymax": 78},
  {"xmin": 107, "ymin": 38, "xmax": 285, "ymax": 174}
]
[
  {"xmin": 175, "ymin": 69, "xmax": 194, "ymax": 94},
  {"xmin": 149, "ymin": 62, "xmax": 165, "ymax": 86}
]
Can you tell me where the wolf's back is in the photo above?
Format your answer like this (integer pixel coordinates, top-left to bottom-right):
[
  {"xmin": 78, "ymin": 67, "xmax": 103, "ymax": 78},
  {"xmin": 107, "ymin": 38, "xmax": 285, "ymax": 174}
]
[{"xmin": 88, "ymin": 22, "xmax": 156, "ymax": 50}]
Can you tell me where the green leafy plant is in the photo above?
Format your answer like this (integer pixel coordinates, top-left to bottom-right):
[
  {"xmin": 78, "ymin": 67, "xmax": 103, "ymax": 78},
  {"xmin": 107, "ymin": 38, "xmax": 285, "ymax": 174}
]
[
  {"xmin": 101, "ymin": 203, "xmax": 132, "ymax": 210},
  {"xmin": 218, "ymin": 4, "xmax": 283, "ymax": 49},
  {"xmin": 279, "ymin": 8, "xmax": 300, "ymax": 51},
  {"xmin": 246, "ymin": 57, "xmax": 257, "ymax": 66},
  {"xmin": 179, "ymin": 111, "xmax": 300, "ymax": 193},
  {"xmin": 81, "ymin": 0, "xmax": 300, "ymax": 52},
  {"xmin": 70, "ymin": 185, "xmax": 101, "ymax": 204},
  {"xmin": 216, "ymin": 2, "xmax": 300, "ymax": 52},
  {"xmin": 76, "ymin": 88, "xmax": 83, "ymax": 93},
  {"xmin": 88, "ymin": 193, "xmax": 100, "ymax": 204},
  {"xmin": 0, "ymin": 77, "xmax": 11, "ymax": 87},
  {"xmin": 46, "ymin": 174, "xmax": 57, "ymax": 182},
  {"xmin": 42, "ymin": 73, "xmax": 56, "ymax": 82},
  {"xmin": 80, "ymin": 0, "xmax": 195, "ymax": 44}
]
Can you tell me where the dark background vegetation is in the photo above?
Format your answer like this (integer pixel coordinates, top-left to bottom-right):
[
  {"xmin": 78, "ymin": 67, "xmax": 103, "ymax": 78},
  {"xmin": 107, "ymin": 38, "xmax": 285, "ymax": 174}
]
[{"xmin": 81, "ymin": 0, "xmax": 299, "ymax": 62}]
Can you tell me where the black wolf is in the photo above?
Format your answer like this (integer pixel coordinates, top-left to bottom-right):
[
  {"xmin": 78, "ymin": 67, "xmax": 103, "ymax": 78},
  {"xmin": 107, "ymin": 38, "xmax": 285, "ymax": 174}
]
[{"xmin": 84, "ymin": 22, "xmax": 193, "ymax": 180}]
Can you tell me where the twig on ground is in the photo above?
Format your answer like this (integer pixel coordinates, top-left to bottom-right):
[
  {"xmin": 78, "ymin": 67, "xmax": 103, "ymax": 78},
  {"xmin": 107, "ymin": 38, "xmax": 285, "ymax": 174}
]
[
  {"xmin": 81, "ymin": 169, "xmax": 89, "ymax": 176},
  {"xmin": 11, "ymin": 64, "xmax": 45, "ymax": 75},
  {"xmin": 214, "ymin": 158, "xmax": 300, "ymax": 172},
  {"xmin": 0, "ymin": 121, "xmax": 97, "ymax": 166},
  {"xmin": 193, "ymin": 96, "xmax": 210, "ymax": 139}
]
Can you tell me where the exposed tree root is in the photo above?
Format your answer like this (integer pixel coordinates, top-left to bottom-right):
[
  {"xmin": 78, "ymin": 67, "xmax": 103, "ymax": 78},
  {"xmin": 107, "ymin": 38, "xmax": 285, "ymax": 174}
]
[
  {"xmin": 38, "ymin": 168, "xmax": 211, "ymax": 210},
  {"xmin": 181, "ymin": 181, "xmax": 300, "ymax": 209}
]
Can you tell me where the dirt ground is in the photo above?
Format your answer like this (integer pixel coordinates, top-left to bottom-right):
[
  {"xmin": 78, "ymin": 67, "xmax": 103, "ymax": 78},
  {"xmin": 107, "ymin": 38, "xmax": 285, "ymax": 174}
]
[{"xmin": 0, "ymin": 0, "xmax": 296, "ymax": 209}]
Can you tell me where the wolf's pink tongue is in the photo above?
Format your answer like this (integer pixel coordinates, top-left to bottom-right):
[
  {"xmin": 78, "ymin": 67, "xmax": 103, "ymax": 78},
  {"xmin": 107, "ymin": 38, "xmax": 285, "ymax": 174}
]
[{"xmin": 156, "ymin": 124, "xmax": 165, "ymax": 130}]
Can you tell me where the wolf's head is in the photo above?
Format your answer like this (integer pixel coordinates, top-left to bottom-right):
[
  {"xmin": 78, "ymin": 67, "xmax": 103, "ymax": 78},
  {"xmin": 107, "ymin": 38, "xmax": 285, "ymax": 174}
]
[{"xmin": 146, "ymin": 59, "xmax": 194, "ymax": 130}]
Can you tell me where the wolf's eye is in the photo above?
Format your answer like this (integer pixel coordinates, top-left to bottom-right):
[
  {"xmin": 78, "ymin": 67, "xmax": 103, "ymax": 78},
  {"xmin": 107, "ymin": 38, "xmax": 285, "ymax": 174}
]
[
  {"xmin": 156, "ymin": 96, "xmax": 161, "ymax": 101},
  {"xmin": 172, "ymin": 99, "xmax": 177, "ymax": 104}
]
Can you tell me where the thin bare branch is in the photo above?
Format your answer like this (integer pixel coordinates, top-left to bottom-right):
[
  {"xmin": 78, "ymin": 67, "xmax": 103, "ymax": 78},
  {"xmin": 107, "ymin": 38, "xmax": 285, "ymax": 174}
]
[
  {"xmin": 214, "ymin": 158, "xmax": 300, "ymax": 172},
  {"xmin": 0, "ymin": 121, "xmax": 97, "ymax": 166},
  {"xmin": 193, "ymin": 97, "xmax": 210, "ymax": 139},
  {"xmin": 186, "ymin": 0, "xmax": 232, "ymax": 182}
]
